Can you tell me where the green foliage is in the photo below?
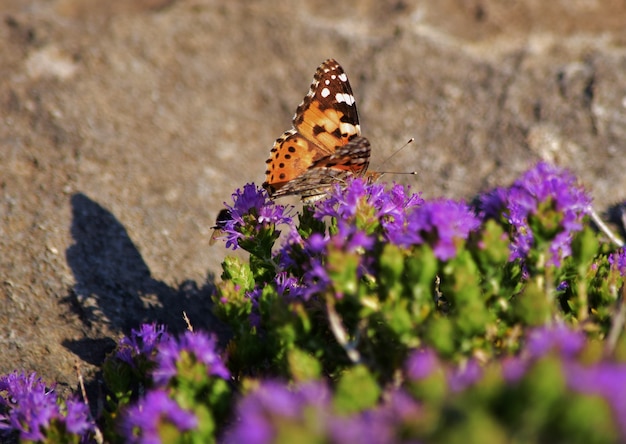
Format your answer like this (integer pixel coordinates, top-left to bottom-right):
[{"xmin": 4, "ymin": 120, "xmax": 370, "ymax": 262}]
[
  {"xmin": 7, "ymin": 171, "xmax": 625, "ymax": 443},
  {"xmin": 333, "ymin": 365, "xmax": 380, "ymax": 414},
  {"xmin": 205, "ymin": 176, "xmax": 626, "ymax": 442}
]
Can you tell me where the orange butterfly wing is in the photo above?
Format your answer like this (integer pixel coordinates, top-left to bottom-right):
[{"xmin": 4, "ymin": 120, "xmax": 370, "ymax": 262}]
[{"xmin": 263, "ymin": 59, "xmax": 370, "ymax": 201}]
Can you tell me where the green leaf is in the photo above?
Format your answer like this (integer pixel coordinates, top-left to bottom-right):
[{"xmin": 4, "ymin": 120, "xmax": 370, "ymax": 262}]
[
  {"xmin": 404, "ymin": 246, "xmax": 438, "ymax": 321},
  {"xmin": 326, "ymin": 248, "xmax": 360, "ymax": 297},
  {"xmin": 220, "ymin": 256, "xmax": 254, "ymax": 291},
  {"xmin": 333, "ymin": 365, "xmax": 380, "ymax": 414},
  {"xmin": 512, "ymin": 279, "xmax": 552, "ymax": 326},
  {"xmin": 550, "ymin": 393, "xmax": 619, "ymax": 443},
  {"xmin": 426, "ymin": 317, "xmax": 455, "ymax": 355},
  {"xmin": 288, "ymin": 348, "xmax": 322, "ymax": 382}
]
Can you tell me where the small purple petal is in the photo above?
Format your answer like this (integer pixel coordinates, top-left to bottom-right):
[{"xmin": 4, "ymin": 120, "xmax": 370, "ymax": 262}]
[
  {"xmin": 153, "ymin": 331, "xmax": 230, "ymax": 386},
  {"xmin": 226, "ymin": 381, "xmax": 331, "ymax": 444},
  {"xmin": 405, "ymin": 348, "xmax": 439, "ymax": 380},
  {"xmin": 448, "ymin": 359, "xmax": 482, "ymax": 392},
  {"xmin": 220, "ymin": 183, "xmax": 293, "ymax": 250},
  {"xmin": 120, "ymin": 389, "xmax": 197, "ymax": 444},
  {"xmin": 525, "ymin": 324, "xmax": 585, "ymax": 359},
  {"xmin": 388, "ymin": 199, "xmax": 480, "ymax": 260}
]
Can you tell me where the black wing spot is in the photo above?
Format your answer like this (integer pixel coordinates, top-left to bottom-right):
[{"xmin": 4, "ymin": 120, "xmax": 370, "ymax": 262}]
[
  {"xmin": 339, "ymin": 113, "xmax": 356, "ymax": 124},
  {"xmin": 312, "ymin": 125, "xmax": 326, "ymax": 136}
]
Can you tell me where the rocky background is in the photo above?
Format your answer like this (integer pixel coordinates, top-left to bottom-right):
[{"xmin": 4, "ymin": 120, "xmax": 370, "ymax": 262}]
[{"xmin": 2, "ymin": 0, "xmax": 626, "ymax": 395}]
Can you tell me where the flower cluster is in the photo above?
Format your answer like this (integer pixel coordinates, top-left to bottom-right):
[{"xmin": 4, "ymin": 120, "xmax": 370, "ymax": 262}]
[
  {"xmin": 0, "ymin": 372, "xmax": 92, "ymax": 441},
  {"xmin": 226, "ymin": 381, "xmax": 330, "ymax": 443},
  {"xmin": 99, "ymin": 325, "xmax": 232, "ymax": 443},
  {"xmin": 245, "ymin": 272, "xmax": 307, "ymax": 328},
  {"xmin": 225, "ymin": 380, "xmax": 421, "ymax": 444},
  {"xmin": 217, "ymin": 183, "xmax": 292, "ymax": 250},
  {"xmin": 478, "ymin": 162, "xmax": 592, "ymax": 267},
  {"xmin": 223, "ymin": 324, "xmax": 626, "ymax": 443},
  {"xmin": 3, "ymin": 161, "xmax": 620, "ymax": 443},
  {"xmin": 153, "ymin": 331, "xmax": 230, "ymax": 385},
  {"xmin": 314, "ymin": 180, "xmax": 423, "ymax": 232},
  {"xmin": 608, "ymin": 248, "xmax": 626, "ymax": 276},
  {"xmin": 115, "ymin": 323, "xmax": 169, "ymax": 366},
  {"xmin": 120, "ymin": 389, "xmax": 198, "ymax": 444},
  {"xmin": 386, "ymin": 198, "xmax": 480, "ymax": 260}
]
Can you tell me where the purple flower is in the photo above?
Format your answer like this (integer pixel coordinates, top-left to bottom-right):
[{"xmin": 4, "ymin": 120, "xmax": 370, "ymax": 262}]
[
  {"xmin": 0, "ymin": 372, "xmax": 93, "ymax": 441},
  {"xmin": 120, "ymin": 389, "xmax": 197, "ymax": 444},
  {"xmin": 447, "ymin": 358, "xmax": 482, "ymax": 392},
  {"xmin": 315, "ymin": 178, "xmax": 423, "ymax": 233},
  {"xmin": 524, "ymin": 325, "xmax": 626, "ymax": 439},
  {"xmin": 276, "ymin": 227, "xmax": 306, "ymax": 270},
  {"xmin": 489, "ymin": 162, "xmax": 591, "ymax": 267},
  {"xmin": 330, "ymin": 390, "xmax": 421, "ymax": 444},
  {"xmin": 378, "ymin": 183, "xmax": 424, "ymax": 222},
  {"xmin": 407, "ymin": 350, "xmax": 486, "ymax": 393},
  {"xmin": 116, "ymin": 324, "xmax": 169, "ymax": 366},
  {"xmin": 609, "ymin": 249, "xmax": 626, "ymax": 276},
  {"xmin": 226, "ymin": 381, "xmax": 330, "ymax": 444},
  {"xmin": 0, "ymin": 372, "xmax": 56, "ymax": 441},
  {"xmin": 300, "ymin": 225, "xmax": 375, "ymax": 298},
  {"xmin": 279, "ymin": 180, "xmax": 423, "ymax": 295},
  {"xmin": 220, "ymin": 183, "xmax": 293, "ymax": 250},
  {"xmin": 565, "ymin": 362, "xmax": 626, "ymax": 438},
  {"xmin": 331, "ymin": 223, "xmax": 376, "ymax": 254},
  {"xmin": 405, "ymin": 348, "xmax": 439, "ymax": 380},
  {"xmin": 525, "ymin": 324, "xmax": 585, "ymax": 360},
  {"xmin": 246, "ymin": 286, "xmax": 263, "ymax": 328},
  {"xmin": 476, "ymin": 187, "xmax": 508, "ymax": 220},
  {"xmin": 302, "ymin": 256, "xmax": 333, "ymax": 299},
  {"xmin": 388, "ymin": 199, "xmax": 480, "ymax": 260},
  {"xmin": 509, "ymin": 327, "xmax": 626, "ymax": 437},
  {"xmin": 153, "ymin": 331, "xmax": 230, "ymax": 386},
  {"xmin": 501, "ymin": 357, "xmax": 528, "ymax": 382},
  {"xmin": 245, "ymin": 272, "xmax": 307, "ymax": 330},
  {"xmin": 307, "ymin": 232, "xmax": 329, "ymax": 254},
  {"xmin": 315, "ymin": 177, "xmax": 374, "ymax": 222},
  {"xmin": 556, "ymin": 280, "xmax": 569, "ymax": 291},
  {"xmin": 274, "ymin": 272, "xmax": 305, "ymax": 300},
  {"xmin": 63, "ymin": 397, "xmax": 92, "ymax": 435}
]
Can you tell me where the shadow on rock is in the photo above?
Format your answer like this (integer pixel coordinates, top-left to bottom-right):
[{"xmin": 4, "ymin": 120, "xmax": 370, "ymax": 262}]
[
  {"xmin": 63, "ymin": 193, "xmax": 221, "ymax": 365},
  {"xmin": 607, "ymin": 201, "xmax": 626, "ymax": 240}
]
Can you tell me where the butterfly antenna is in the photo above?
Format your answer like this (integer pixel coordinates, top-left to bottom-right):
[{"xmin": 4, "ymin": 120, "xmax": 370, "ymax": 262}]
[
  {"xmin": 376, "ymin": 138, "xmax": 418, "ymax": 176},
  {"xmin": 378, "ymin": 137, "xmax": 414, "ymax": 169}
]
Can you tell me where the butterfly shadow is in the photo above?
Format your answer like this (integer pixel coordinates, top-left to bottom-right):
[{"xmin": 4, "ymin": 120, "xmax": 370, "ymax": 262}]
[{"xmin": 62, "ymin": 193, "xmax": 224, "ymax": 368}]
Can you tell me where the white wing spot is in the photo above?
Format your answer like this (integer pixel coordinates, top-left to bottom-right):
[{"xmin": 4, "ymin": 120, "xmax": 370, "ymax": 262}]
[
  {"xmin": 324, "ymin": 79, "xmax": 330, "ymax": 85},
  {"xmin": 338, "ymin": 73, "xmax": 348, "ymax": 82},
  {"xmin": 321, "ymin": 87, "xmax": 331, "ymax": 98},
  {"xmin": 331, "ymin": 74, "xmax": 337, "ymax": 80},
  {"xmin": 335, "ymin": 93, "xmax": 355, "ymax": 106},
  {"xmin": 339, "ymin": 122, "xmax": 360, "ymax": 137}
]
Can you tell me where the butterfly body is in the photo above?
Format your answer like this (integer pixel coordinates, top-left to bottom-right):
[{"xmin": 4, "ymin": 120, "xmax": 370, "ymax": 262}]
[{"xmin": 263, "ymin": 59, "xmax": 371, "ymax": 202}]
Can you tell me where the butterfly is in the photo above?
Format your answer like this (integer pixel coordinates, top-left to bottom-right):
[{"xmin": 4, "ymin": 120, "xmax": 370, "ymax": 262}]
[{"xmin": 262, "ymin": 59, "xmax": 373, "ymax": 202}]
